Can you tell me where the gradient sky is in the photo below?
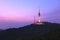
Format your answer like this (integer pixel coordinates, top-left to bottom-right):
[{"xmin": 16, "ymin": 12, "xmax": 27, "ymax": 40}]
[{"xmin": 0, "ymin": 0, "xmax": 60, "ymax": 29}]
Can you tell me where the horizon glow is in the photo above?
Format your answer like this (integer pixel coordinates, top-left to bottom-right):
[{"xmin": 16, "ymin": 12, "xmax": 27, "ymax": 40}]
[{"xmin": 0, "ymin": 0, "xmax": 60, "ymax": 29}]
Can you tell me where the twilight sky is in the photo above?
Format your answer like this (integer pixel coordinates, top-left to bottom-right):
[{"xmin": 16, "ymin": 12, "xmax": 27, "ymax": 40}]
[{"xmin": 0, "ymin": 0, "xmax": 60, "ymax": 29}]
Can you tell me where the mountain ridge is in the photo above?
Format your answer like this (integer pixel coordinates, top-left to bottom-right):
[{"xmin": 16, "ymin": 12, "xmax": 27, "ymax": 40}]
[{"xmin": 0, "ymin": 22, "xmax": 60, "ymax": 40}]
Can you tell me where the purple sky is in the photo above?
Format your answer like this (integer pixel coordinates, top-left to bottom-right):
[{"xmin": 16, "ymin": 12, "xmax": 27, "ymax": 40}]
[{"xmin": 0, "ymin": 0, "xmax": 60, "ymax": 29}]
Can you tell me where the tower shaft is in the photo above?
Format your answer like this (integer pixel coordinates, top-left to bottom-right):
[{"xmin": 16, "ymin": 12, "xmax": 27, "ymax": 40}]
[
  {"xmin": 38, "ymin": 16, "xmax": 40, "ymax": 22},
  {"xmin": 38, "ymin": 10, "xmax": 40, "ymax": 23}
]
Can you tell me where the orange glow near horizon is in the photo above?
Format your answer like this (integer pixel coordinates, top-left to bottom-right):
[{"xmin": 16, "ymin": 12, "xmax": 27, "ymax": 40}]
[{"xmin": 33, "ymin": 22, "xmax": 44, "ymax": 25}]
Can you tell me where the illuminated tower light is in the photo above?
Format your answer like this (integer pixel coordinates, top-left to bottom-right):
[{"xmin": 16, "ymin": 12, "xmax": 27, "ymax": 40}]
[
  {"xmin": 33, "ymin": 9, "xmax": 43, "ymax": 25},
  {"xmin": 38, "ymin": 10, "xmax": 40, "ymax": 23}
]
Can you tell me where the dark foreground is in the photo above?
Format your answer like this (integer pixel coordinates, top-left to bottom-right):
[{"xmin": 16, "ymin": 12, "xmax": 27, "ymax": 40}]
[{"xmin": 0, "ymin": 22, "xmax": 60, "ymax": 40}]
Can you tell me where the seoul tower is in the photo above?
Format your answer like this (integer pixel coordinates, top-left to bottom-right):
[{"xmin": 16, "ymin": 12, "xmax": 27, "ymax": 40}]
[{"xmin": 33, "ymin": 9, "xmax": 43, "ymax": 25}]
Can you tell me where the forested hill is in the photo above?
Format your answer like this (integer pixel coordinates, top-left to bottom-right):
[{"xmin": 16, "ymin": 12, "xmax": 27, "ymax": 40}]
[{"xmin": 0, "ymin": 22, "xmax": 60, "ymax": 40}]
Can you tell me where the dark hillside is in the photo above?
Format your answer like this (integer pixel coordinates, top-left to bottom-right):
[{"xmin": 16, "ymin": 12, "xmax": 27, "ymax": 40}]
[{"xmin": 0, "ymin": 22, "xmax": 60, "ymax": 40}]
